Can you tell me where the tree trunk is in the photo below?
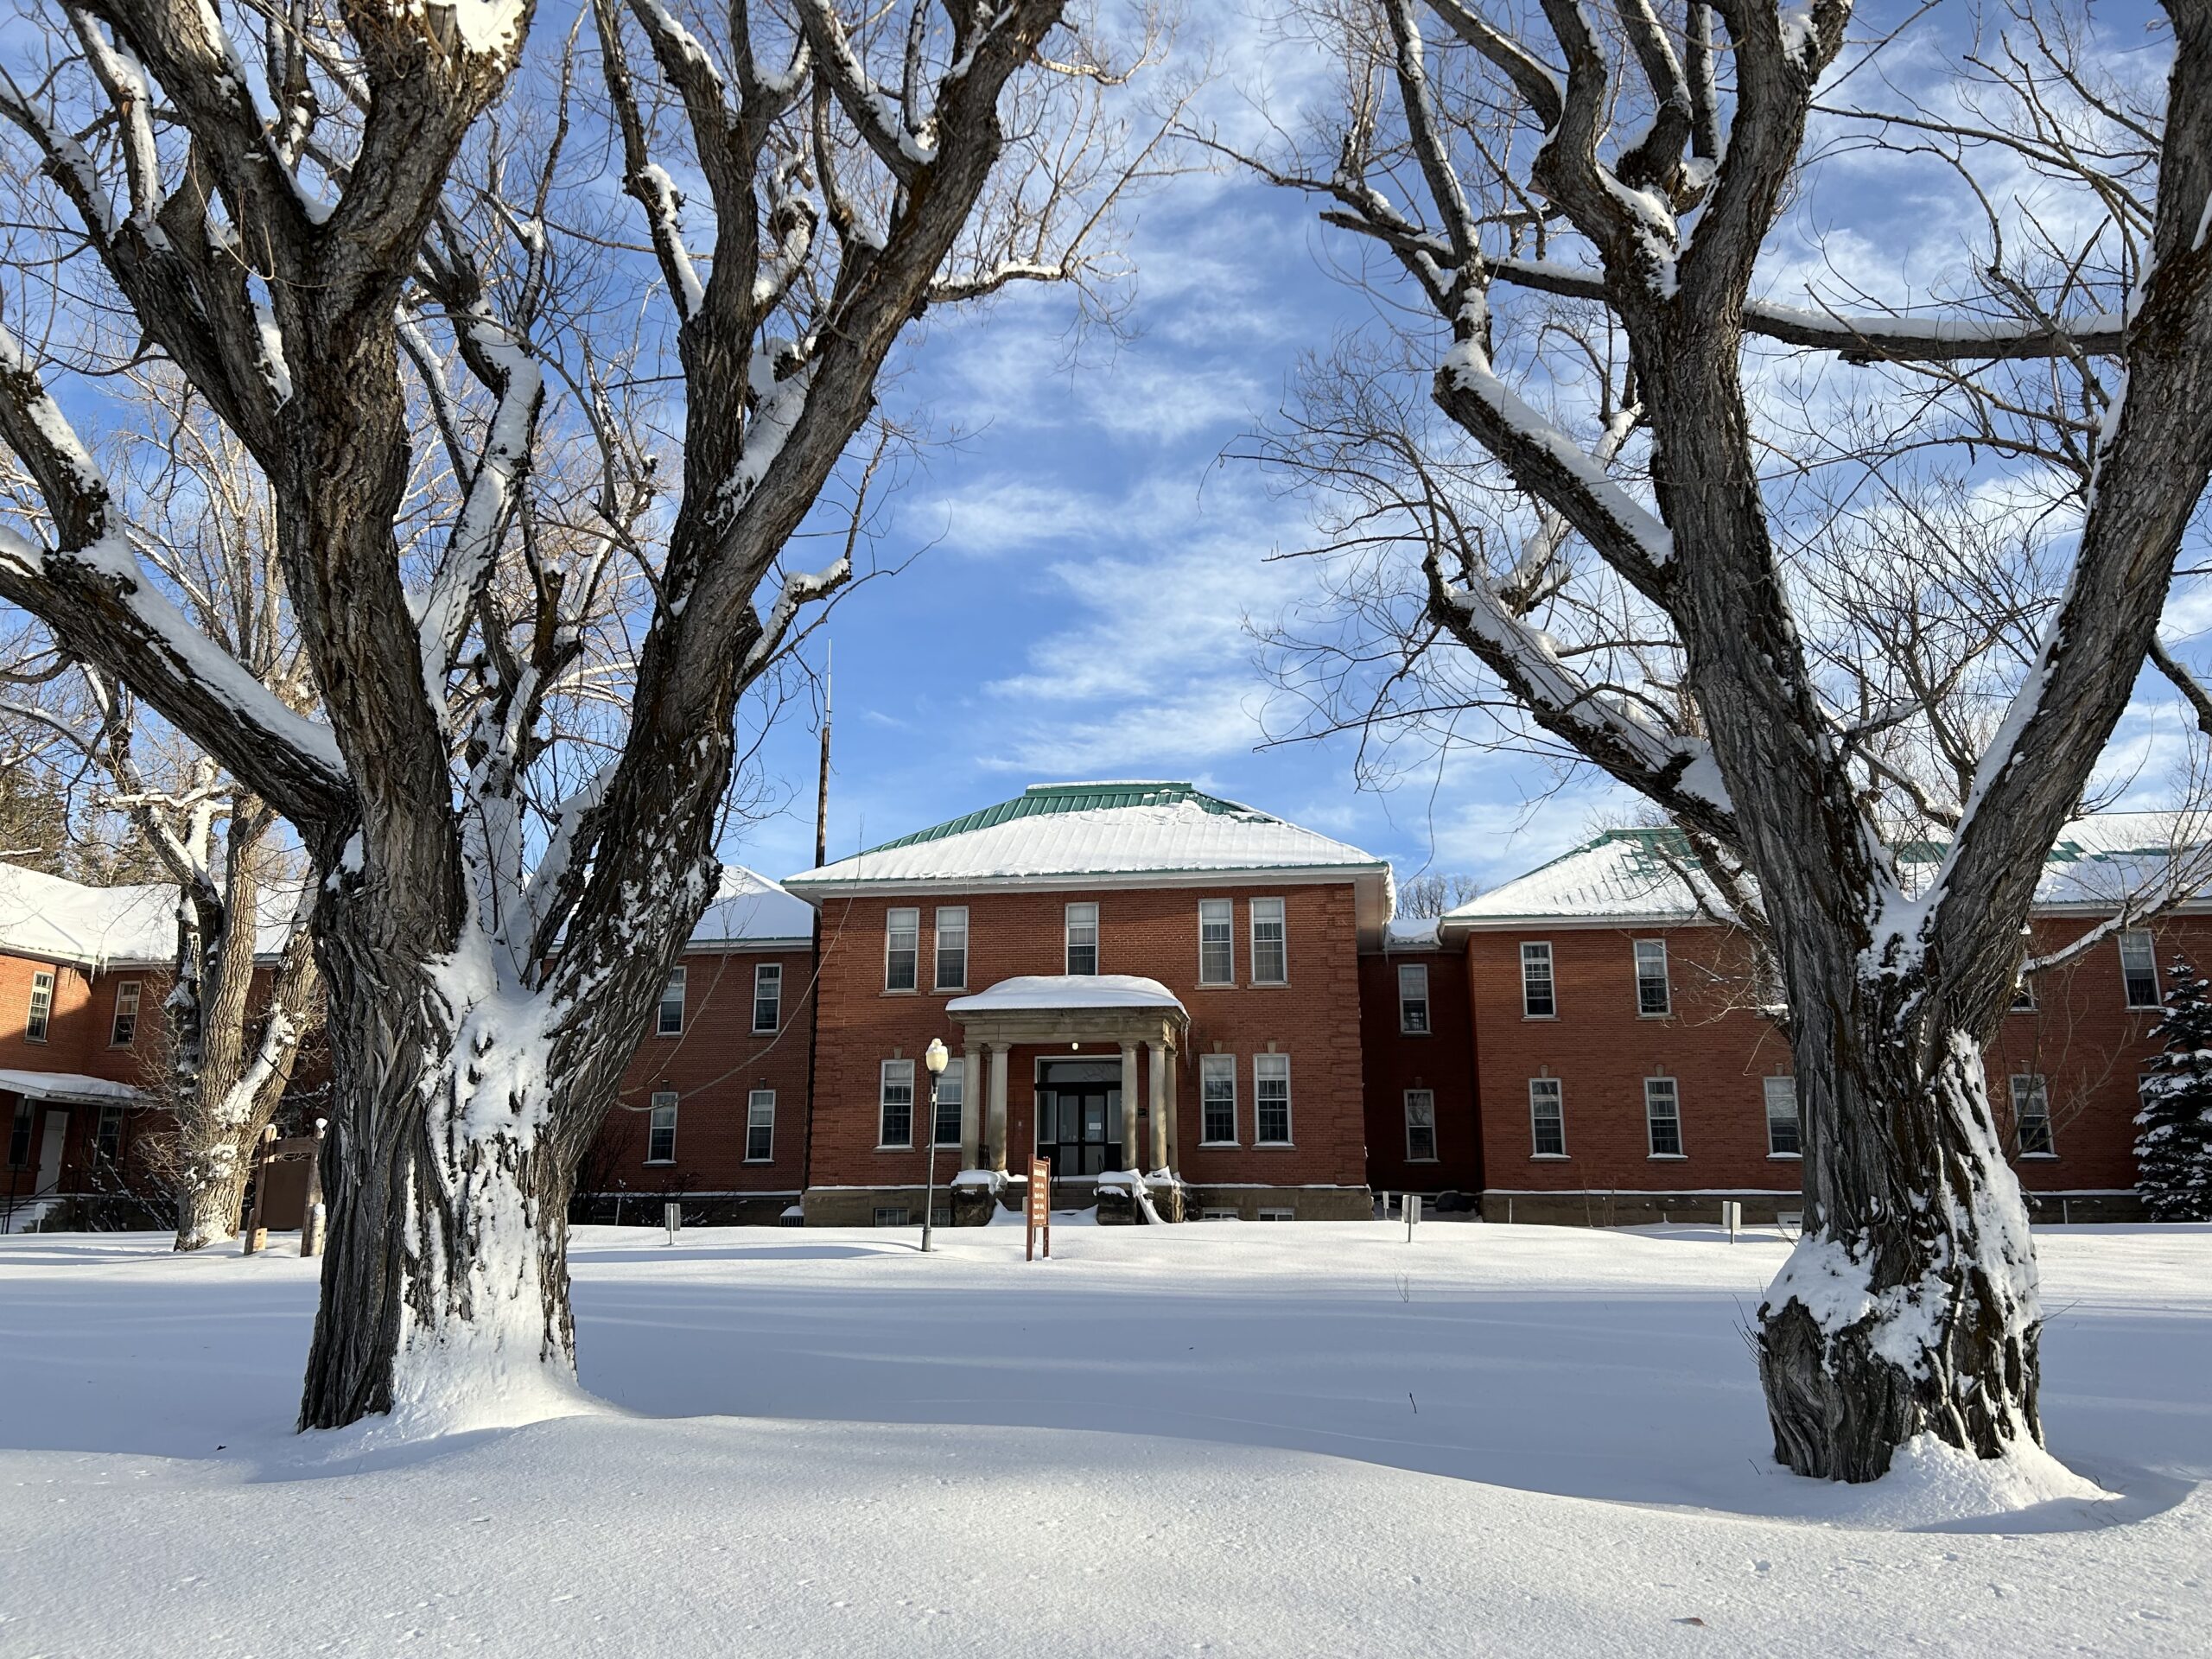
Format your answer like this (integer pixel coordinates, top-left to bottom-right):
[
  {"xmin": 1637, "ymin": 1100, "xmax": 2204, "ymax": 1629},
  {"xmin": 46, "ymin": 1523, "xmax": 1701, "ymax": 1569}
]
[
  {"xmin": 174, "ymin": 1154, "xmax": 251, "ymax": 1252},
  {"xmin": 297, "ymin": 963, "xmax": 583, "ymax": 1431}
]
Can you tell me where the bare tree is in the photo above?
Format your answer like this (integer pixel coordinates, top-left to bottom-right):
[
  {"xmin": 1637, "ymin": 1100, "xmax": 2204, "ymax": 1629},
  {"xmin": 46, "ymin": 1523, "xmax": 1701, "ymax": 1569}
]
[
  {"xmin": 0, "ymin": 0, "xmax": 1147, "ymax": 1429},
  {"xmin": 1395, "ymin": 868, "xmax": 1479, "ymax": 916},
  {"xmin": 1234, "ymin": 0, "xmax": 2212, "ymax": 1479}
]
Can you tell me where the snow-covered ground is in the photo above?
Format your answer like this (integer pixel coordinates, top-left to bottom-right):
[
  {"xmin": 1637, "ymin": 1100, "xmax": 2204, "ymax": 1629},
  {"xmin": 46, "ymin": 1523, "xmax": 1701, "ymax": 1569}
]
[{"xmin": 0, "ymin": 1220, "xmax": 2206, "ymax": 1656}]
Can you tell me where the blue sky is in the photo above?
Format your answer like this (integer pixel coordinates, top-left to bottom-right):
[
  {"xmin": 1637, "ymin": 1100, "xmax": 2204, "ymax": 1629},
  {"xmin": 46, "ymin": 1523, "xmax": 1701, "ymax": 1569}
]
[{"xmin": 718, "ymin": 0, "xmax": 2204, "ymax": 895}]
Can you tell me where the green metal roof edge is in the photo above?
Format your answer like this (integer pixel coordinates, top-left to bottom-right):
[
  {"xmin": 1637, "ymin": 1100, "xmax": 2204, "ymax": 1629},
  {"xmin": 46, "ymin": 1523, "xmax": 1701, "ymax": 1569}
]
[
  {"xmin": 785, "ymin": 856, "xmax": 1389, "ymax": 889},
  {"xmin": 837, "ymin": 782, "xmax": 1274, "ymax": 859}
]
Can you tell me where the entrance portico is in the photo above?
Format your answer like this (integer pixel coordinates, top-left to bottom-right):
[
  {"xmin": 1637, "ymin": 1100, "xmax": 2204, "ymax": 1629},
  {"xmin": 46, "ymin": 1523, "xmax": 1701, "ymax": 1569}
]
[{"xmin": 944, "ymin": 975, "xmax": 1187, "ymax": 1196}]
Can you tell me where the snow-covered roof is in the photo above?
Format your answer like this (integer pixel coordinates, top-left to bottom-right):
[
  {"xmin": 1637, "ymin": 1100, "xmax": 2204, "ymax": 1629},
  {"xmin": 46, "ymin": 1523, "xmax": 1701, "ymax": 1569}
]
[
  {"xmin": 686, "ymin": 865, "xmax": 814, "ymax": 949},
  {"xmin": 1441, "ymin": 811, "xmax": 2212, "ymax": 931},
  {"xmin": 0, "ymin": 862, "xmax": 299, "ymax": 969},
  {"xmin": 946, "ymin": 974, "xmax": 1186, "ymax": 1016},
  {"xmin": 0, "ymin": 1069, "xmax": 141, "ymax": 1104},
  {"xmin": 789, "ymin": 782, "xmax": 1389, "ymax": 892}
]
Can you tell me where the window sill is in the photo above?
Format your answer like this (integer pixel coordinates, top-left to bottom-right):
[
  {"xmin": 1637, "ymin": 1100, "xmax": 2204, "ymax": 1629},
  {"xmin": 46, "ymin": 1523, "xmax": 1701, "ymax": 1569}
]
[
  {"xmin": 1529, "ymin": 1153, "xmax": 1570, "ymax": 1161},
  {"xmin": 1198, "ymin": 1140, "xmax": 1239, "ymax": 1149},
  {"xmin": 1254, "ymin": 1141, "xmax": 1295, "ymax": 1150},
  {"xmin": 1767, "ymin": 1152, "xmax": 1802, "ymax": 1161},
  {"xmin": 743, "ymin": 1157, "xmax": 774, "ymax": 1166},
  {"xmin": 643, "ymin": 1159, "xmax": 676, "ymax": 1167},
  {"xmin": 1405, "ymin": 1156, "xmax": 1440, "ymax": 1165},
  {"xmin": 1648, "ymin": 1153, "xmax": 1688, "ymax": 1161},
  {"xmin": 880, "ymin": 988, "xmax": 919, "ymax": 997},
  {"xmin": 1399, "ymin": 1027, "xmax": 1431, "ymax": 1037},
  {"xmin": 1522, "ymin": 1013, "xmax": 1556, "ymax": 1022},
  {"xmin": 653, "ymin": 1030, "xmax": 682, "ymax": 1039},
  {"xmin": 875, "ymin": 1144, "xmax": 916, "ymax": 1153},
  {"xmin": 1637, "ymin": 1011, "xmax": 1671, "ymax": 1020},
  {"xmin": 932, "ymin": 988, "xmax": 968, "ymax": 997},
  {"xmin": 2018, "ymin": 1152, "xmax": 2060, "ymax": 1160},
  {"xmin": 751, "ymin": 1025, "xmax": 779, "ymax": 1036}
]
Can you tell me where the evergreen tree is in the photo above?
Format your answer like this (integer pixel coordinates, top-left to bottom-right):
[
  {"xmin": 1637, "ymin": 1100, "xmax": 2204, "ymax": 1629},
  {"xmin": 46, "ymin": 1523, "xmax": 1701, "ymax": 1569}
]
[{"xmin": 2136, "ymin": 958, "xmax": 2212, "ymax": 1222}]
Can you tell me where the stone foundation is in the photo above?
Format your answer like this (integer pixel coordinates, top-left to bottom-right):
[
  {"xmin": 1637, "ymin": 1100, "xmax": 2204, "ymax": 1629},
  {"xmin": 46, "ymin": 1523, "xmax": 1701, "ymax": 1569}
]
[{"xmin": 1180, "ymin": 1185, "xmax": 1373, "ymax": 1222}]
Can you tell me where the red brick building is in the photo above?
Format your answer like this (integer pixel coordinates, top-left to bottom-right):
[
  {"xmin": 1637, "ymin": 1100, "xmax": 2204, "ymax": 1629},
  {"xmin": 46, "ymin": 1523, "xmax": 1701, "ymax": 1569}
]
[
  {"xmin": 784, "ymin": 782, "xmax": 1392, "ymax": 1223},
  {"xmin": 1437, "ymin": 822, "xmax": 2196, "ymax": 1224}
]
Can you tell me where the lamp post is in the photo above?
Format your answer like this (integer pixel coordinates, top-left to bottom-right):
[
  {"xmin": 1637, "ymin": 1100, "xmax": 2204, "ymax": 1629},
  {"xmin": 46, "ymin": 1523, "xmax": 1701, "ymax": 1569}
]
[{"xmin": 921, "ymin": 1037, "xmax": 949, "ymax": 1253}]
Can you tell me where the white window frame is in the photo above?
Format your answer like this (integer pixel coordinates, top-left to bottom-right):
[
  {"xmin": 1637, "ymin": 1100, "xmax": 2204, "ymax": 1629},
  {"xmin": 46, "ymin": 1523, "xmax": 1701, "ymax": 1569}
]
[
  {"xmin": 1198, "ymin": 899, "xmax": 1234, "ymax": 986},
  {"xmin": 1397, "ymin": 963, "xmax": 1431, "ymax": 1033},
  {"xmin": 1065, "ymin": 902, "xmax": 1099, "ymax": 976},
  {"xmin": 2120, "ymin": 930, "xmax": 2160, "ymax": 1010},
  {"xmin": 1644, "ymin": 1077, "xmax": 1683, "ymax": 1158},
  {"xmin": 646, "ymin": 1090, "xmax": 678, "ymax": 1164},
  {"xmin": 885, "ymin": 907, "xmax": 919, "ymax": 993},
  {"xmin": 93, "ymin": 1102, "xmax": 123, "ymax": 1164},
  {"xmin": 751, "ymin": 963, "xmax": 782, "ymax": 1033},
  {"xmin": 2011, "ymin": 1073, "xmax": 2056, "ymax": 1158},
  {"xmin": 932, "ymin": 1065, "xmax": 963, "ymax": 1148},
  {"xmin": 1529, "ymin": 1077, "xmax": 1566, "ymax": 1157},
  {"xmin": 2010, "ymin": 974, "xmax": 2037, "ymax": 1013},
  {"xmin": 1403, "ymin": 1089, "xmax": 1438, "ymax": 1162},
  {"xmin": 25, "ymin": 969, "xmax": 53, "ymax": 1045},
  {"xmin": 934, "ymin": 906, "xmax": 969, "ymax": 992},
  {"xmin": 745, "ymin": 1089, "xmax": 775, "ymax": 1163},
  {"xmin": 1254, "ymin": 1052, "xmax": 1293, "ymax": 1146},
  {"xmin": 1634, "ymin": 939, "xmax": 1670, "ymax": 1017},
  {"xmin": 1764, "ymin": 1076, "xmax": 1801, "ymax": 1158},
  {"xmin": 1520, "ymin": 942, "xmax": 1555, "ymax": 1019},
  {"xmin": 1198, "ymin": 1052, "xmax": 1238, "ymax": 1146},
  {"xmin": 110, "ymin": 980, "xmax": 141, "ymax": 1048},
  {"xmin": 1200, "ymin": 1206, "xmax": 1238, "ymax": 1221},
  {"xmin": 879, "ymin": 1058, "xmax": 917, "ymax": 1149},
  {"xmin": 874, "ymin": 1206, "xmax": 912, "ymax": 1228},
  {"xmin": 656, "ymin": 967, "xmax": 685, "ymax": 1037},
  {"xmin": 1255, "ymin": 1205, "xmax": 1295, "ymax": 1222},
  {"xmin": 1249, "ymin": 897, "xmax": 1287, "ymax": 985}
]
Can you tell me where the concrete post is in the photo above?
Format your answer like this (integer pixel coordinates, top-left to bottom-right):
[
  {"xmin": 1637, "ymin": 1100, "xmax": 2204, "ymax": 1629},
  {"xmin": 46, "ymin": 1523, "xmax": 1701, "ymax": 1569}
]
[
  {"xmin": 988, "ymin": 1043, "xmax": 1010, "ymax": 1173},
  {"xmin": 1159, "ymin": 1044, "xmax": 1176, "ymax": 1176},
  {"xmin": 960, "ymin": 1044, "xmax": 982, "ymax": 1169},
  {"xmin": 1118, "ymin": 1040, "xmax": 1141, "ymax": 1173}
]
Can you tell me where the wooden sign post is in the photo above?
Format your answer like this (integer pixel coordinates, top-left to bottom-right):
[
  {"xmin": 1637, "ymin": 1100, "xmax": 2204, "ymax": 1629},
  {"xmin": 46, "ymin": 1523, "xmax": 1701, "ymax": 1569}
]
[
  {"xmin": 1026, "ymin": 1155, "xmax": 1052, "ymax": 1261},
  {"xmin": 241, "ymin": 1122, "xmax": 328, "ymax": 1257}
]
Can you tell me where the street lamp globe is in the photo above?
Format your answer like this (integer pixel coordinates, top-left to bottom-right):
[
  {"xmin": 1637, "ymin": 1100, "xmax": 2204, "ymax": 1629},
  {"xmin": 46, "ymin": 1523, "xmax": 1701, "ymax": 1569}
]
[{"xmin": 925, "ymin": 1038, "xmax": 949, "ymax": 1076}]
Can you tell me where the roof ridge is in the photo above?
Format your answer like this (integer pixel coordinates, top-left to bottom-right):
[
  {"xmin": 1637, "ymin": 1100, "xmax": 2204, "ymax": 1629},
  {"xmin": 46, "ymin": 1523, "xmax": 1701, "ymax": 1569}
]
[{"xmin": 850, "ymin": 781, "xmax": 1276, "ymax": 858}]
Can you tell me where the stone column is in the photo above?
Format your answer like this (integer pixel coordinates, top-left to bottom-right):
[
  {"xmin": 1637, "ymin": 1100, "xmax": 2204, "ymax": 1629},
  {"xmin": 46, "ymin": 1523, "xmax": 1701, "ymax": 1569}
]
[
  {"xmin": 1162, "ymin": 1046, "xmax": 1179, "ymax": 1172},
  {"xmin": 959, "ymin": 1043, "xmax": 982, "ymax": 1169},
  {"xmin": 988, "ymin": 1043, "xmax": 1010, "ymax": 1173},
  {"xmin": 1148, "ymin": 1041, "xmax": 1169, "ymax": 1172},
  {"xmin": 1118, "ymin": 1039, "xmax": 1141, "ymax": 1173}
]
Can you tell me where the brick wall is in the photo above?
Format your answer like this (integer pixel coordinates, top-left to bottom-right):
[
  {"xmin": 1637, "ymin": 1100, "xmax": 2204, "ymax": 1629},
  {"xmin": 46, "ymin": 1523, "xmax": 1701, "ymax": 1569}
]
[
  {"xmin": 806, "ymin": 882, "xmax": 1369, "ymax": 1205},
  {"xmin": 585, "ymin": 945, "xmax": 817, "ymax": 1211},
  {"xmin": 1358, "ymin": 946, "xmax": 1480, "ymax": 1196}
]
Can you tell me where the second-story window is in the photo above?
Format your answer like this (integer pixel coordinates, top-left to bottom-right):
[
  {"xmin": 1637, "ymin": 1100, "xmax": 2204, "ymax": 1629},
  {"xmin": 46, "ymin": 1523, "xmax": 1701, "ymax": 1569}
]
[
  {"xmin": 111, "ymin": 981, "xmax": 141, "ymax": 1047},
  {"xmin": 752, "ymin": 963, "xmax": 782, "ymax": 1033},
  {"xmin": 1198, "ymin": 899, "xmax": 1233, "ymax": 985},
  {"xmin": 2120, "ymin": 930, "xmax": 2160, "ymax": 1009},
  {"xmin": 1250, "ymin": 898, "xmax": 1287, "ymax": 984},
  {"xmin": 1065, "ymin": 903, "xmax": 1098, "ymax": 976},
  {"xmin": 25, "ymin": 970, "xmax": 53, "ymax": 1044},
  {"xmin": 1520, "ymin": 943, "xmax": 1554, "ymax": 1018},
  {"xmin": 1398, "ymin": 963, "xmax": 1430, "ymax": 1033},
  {"xmin": 1634, "ymin": 939, "xmax": 1670, "ymax": 1016},
  {"xmin": 935, "ymin": 906, "xmax": 969, "ymax": 991},
  {"xmin": 886, "ymin": 908, "xmax": 919, "ymax": 992},
  {"xmin": 657, "ymin": 968, "xmax": 686, "ymax": 1036}
]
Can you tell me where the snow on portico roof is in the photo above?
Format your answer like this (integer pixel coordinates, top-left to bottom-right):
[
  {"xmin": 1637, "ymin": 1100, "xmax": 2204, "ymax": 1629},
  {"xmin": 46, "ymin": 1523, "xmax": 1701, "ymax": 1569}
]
[
  {"xmin": 0, "ymin": 861, "xmax": 299, "ymax": 969},
  {"xmin": 787, "ymin": 782, "xmax": 1391, "ymax": 891},
  {"xmin": 0, "ymin": 1069, "xmax": 141, "ymax": 1105},
  {"xmin": 946, "ymin": 974, "xmax": 1187, "ymax": 1016},
  {"xmin": 1441, "ymin": 811, "xmax": 2212, "ymax": 931},
  {"xmin": 687, "ymin": 865, "xmax": 815, "ymax": 948}
]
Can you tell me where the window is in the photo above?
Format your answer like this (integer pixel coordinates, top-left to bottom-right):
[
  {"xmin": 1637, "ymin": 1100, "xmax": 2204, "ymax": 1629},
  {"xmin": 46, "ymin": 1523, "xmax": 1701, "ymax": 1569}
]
[
  {"xmin": 2120, "ymin": 931, "xmax": 2160, "ymax": 1009},
  {"xmin": 745, "ymin": 1090, "xmax": 775, "ymax": 1163},
  {"xmin": 1254, "ymin": 1053, "xmax": 1292, "ymax": 1145},
  {"xmin": 885, "ymin": 908, "xmax": 919, "ymax": 992},
  {"xmin": 1250, "ymin": 898, "xmax": 1287, "ymax": 984},
  {"xmin": 646, "ymin": 1091, "xmax": 678, "ymax": 1163},
  {"xmin": 93, "ymin": 1103, "xmax": 123, "ymax": 1164},
  {"xmin": 110, "ymin": 981, "xmax": 141, "ymax": 1047},
  {"xmin": 1199, "ymin": 1053, "xmax": 1238, "ymax": 1145},
  {"xmin": 1198, "ymin": 899, "xmax": 1234, "ymax": 985},
  {"xmin": 752, "ymin": 963, "xmax": 782, "ymax": 1033},
  {"xmin": 7, "ymin": 1100, "xmax": 31, "ymax": 1167},
  {"xmin": 933, "ymin": 1065, "xmax": 963, "ymax": 1148},
  {"xmin": 1256, "ymin": 1205, "xmax": 1295, "ymax": 1222},
  {"xmin": 879, "ymin": 1058, "xmax": 915, "ymax": 1147},
  {"xmin": 1645, "ymin": 1077, "xmax": 1683, "ymax": 1157},
  {"xmin": 1200, "ymin": 1206, "xmax": 1237, "ymax": 1221},
  {"xmin": 2011, "ymin": 975, "xmax": 2037, "ymax": 1012},
  {"xmin": 1634, "ymin": 939, "xmax": 1670, "ymax": 1017},
  {"xmin": 1398, "ymin": 963, "xmax": 1431, "ymax": 1033},
  {"xmin": 25, "ymin": 970, "xmax": 52, "ymax": 1044},
  {"xmin": 934, "ymin": 906, "xmax": 969, "ymax": 991},
  {"xmin": 2012, "ymin": 1074, "xmax": 2055, "ymax": 1157},
  {"xmin": 874, "ymin": 1206, "xmax": 912, "ymax": 1228},
  {"xmin": 1764, "ymin": 1076, "xmax": 1801, "ymax": 1157},
  {"xmin": 1065, "ymin": 903, "xmax": 1098, "ymax": 976},
  {"xmin": 656, "ymin": 968, "xmax": 685, "ymax": 1037},
  {"xmin": 1520, "ymin": 943, "xmax": 1554, "ymax": 1017},
  {"xmin": 1529, "ymin": 1078, "xmax": 1565, "ymax": 1156},
  {"xmin": 1404, "ymin": 1090, "xmax": 1437, "ymax": 1161}
]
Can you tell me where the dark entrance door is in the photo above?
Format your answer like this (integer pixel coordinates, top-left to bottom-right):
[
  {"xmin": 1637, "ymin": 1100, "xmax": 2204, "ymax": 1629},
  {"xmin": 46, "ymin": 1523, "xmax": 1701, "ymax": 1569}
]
[{"xmin": 1035, "ymin": 1058, "xmax": 1123, "ymax": 1178}]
